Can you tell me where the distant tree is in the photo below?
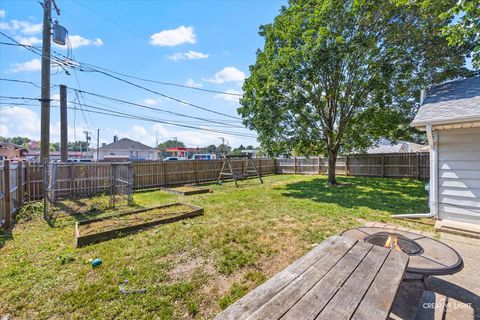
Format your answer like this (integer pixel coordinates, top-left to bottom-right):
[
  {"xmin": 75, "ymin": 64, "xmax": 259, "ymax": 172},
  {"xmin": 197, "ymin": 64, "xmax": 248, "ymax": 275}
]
[
  {"xmin": 51, "ymin": 142, "xmax": 60, "ymax": 151},
  {"xmin": 217, "ymin": 144, "xmax": 232, "ymax": 155},
  {"xmin": 8, "ymin": 136, "xmax": 31, "ymax": 148},
  {"xmin": 206, "ymin": 144, "xmax": 217, "ymax": 154},
  {"xmin": 68, "ymin": 141, "xmax": 89, "ymax": 151},
  {"xmin": 246, "ymin": 145, "xmax": 254, "ymax": 150},
  {"xmin": 231, "ymin": 144, "xmax": 246, "ymax": 155},
  {"xmin": 239, "ymin": 0, "xmax": 472, "ymax": 185},
  {"xmin": 158, "ymin": 139, "xmax": 185, "ymax": 150}
]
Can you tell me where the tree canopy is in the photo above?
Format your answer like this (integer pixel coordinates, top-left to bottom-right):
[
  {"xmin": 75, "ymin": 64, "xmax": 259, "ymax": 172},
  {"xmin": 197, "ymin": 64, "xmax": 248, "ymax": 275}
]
[
  {"xmin": 239, "ymin": 0, "xmax": 472, "ymax": 185},
  {"xmin": 158, "ymin": 139, "xmax": 186, "ymax": 150},
  {"xmin": 439, "ymin": 0, "xmax": 480, "ymax": 69}
]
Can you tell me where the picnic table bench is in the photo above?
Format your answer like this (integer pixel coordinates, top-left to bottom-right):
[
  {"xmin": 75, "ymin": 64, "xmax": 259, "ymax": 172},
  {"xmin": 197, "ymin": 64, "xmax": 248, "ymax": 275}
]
[{"xmin": 215, "ymin": 235, "xmax": 409, "ymax": 320}]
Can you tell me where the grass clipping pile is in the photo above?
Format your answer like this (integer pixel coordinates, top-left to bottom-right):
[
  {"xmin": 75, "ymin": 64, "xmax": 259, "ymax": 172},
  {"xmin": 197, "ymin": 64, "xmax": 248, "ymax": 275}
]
[{"xmin": 75, "ymin": 203, "xmax": 203, "ymax": 247}]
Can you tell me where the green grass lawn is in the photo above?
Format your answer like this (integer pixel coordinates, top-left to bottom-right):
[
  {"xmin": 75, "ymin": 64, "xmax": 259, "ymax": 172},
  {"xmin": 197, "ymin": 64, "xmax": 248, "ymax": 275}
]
[{"xmin": 0, "ymin": 175, "xmax": 430, "ymax": 319}]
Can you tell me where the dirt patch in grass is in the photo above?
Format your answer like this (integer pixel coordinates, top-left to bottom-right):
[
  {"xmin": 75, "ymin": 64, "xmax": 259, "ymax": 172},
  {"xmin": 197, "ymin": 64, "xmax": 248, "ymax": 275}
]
[
  {"xmin": 175, "ymin": 186, "xmax": 207, "ymax": 192},
  {"xmin": 79, "ymin": 204, "xmax": 196, "ymax": 235},
  {"xmin": 52, "ymin": 195, "xmax": 130, "ymax": 215}
]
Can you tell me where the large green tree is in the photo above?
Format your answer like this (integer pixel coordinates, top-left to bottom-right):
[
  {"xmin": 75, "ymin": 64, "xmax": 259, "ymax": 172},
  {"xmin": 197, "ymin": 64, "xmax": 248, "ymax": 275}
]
[
  {"xmin": 239, "ymin": 0, "xmax": 472, "ymax": 185},
  {"xmin": 439, "ymin": 0, "xmax": 480, "ymax": 69}
]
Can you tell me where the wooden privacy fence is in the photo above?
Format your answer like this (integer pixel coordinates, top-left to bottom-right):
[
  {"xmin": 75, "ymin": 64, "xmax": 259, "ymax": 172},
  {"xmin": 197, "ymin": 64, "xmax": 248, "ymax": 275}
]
[
  {"xmin": 275, "ymin": 152, "xmax": 429, "ymax": 179},
  {"xmin": 0, "ymin": 160, "xmax": 28, "ymax": 229},
  {"xmin": 0, "ymin": 153, "xmax": 428, "ymax": 229},
  {"xmin": 133, "ymin": 158, "xmax": 275, "ymax": 190}
]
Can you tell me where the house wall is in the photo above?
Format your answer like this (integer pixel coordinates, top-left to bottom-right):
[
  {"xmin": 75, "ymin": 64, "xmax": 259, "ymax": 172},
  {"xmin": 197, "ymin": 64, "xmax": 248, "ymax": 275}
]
[
  {"xmin": 438, "ymin": 127, "xmax": 480, "ymax": 224},
  {"xmin": 96, "ymin": 149, "xmax": 157, "ymax": 161}
]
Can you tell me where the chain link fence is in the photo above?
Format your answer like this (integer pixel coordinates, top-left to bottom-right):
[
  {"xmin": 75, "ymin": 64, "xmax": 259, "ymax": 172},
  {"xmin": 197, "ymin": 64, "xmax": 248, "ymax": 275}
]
[{"xmin": 44, "ymin": 162, "xmax": 133, "ymax": 221}]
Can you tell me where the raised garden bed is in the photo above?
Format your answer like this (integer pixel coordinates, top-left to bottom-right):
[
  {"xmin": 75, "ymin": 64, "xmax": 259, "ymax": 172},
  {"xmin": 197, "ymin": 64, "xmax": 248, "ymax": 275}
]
[
  {"xmin": 160, "ymin": 185, "xmax": 211, "ymax": 196},
  {"xmin": 75, "ymin": 203, "xmax": 204, "ymax": 247}
]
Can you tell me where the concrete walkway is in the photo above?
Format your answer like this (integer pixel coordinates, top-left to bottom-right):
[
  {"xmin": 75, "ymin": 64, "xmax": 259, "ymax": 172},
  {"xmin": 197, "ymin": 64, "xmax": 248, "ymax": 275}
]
[{"xmin": 363, "ymin": 222, "xmax": 479, "ymax": 320}]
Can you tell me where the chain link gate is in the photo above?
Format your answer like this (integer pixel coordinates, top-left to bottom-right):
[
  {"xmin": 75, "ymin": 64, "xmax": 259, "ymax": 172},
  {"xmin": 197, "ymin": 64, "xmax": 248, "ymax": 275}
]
[{"xmin": 44, "ymin": 162, "xmax": 133, "ymax": 222}]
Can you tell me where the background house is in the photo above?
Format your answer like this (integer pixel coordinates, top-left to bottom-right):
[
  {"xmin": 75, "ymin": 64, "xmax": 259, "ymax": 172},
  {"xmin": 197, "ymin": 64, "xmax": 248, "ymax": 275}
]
[
  {"xmin": 364, "ymin": 139, "xmax": 427, "ymax": 154},
  {"xmin": 94, "ymin": 137, "xmax": 157, "ymax": 161},
  {"xmin": 412, "ymin": 76, "xmax": 480, "ymax": 234},
  {"xmin": 0, "ymin": 141, "xmax": 28, "ymax": 160}
]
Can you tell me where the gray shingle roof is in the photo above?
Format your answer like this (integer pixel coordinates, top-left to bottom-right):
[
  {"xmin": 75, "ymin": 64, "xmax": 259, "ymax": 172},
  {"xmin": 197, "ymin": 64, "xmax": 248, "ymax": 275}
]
[
  {"xmin": 411, "ymin": 76, "xmax": 480, "ymax": 127},
  {"xmin": 99, "ymin": 138, "xmax": 154, "ymax": 151}
]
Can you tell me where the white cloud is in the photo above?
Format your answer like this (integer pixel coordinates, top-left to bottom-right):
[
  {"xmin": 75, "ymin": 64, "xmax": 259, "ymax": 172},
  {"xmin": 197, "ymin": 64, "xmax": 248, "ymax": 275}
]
[
  {"xmin": 0, "ymin": 107, "xmax": 40, "ymax": 138},
  {"xmin": 12, "ymin": 20, "xmax": 41, "ymax": 34},
  {"xmin": 206, "ymin": 67, "xmax": 245, "ymax": 84},
  {"xmin": 10, "ymin": 58, "xmax": 41, "ymax": 73},
  {"xmin": 0, "ymin": 9, "xmax": 5, "ymax": 18},
  {"xmin": 67, "ymin": 35, "xmax": 103, "ymax": 49},
  {"xmin": 150, "ymin": 26, "xmax": 196, "ymax": 47},
  {"xmin": 17, "ymin": 36, "xmax": 42, "ymax": 46},
  {"xmin": 141, "ymin": 98, "xmax": 160, "ymax": 106},
  {"xmin": 168, "ymin": 50, "xmax": 209, "ymax": 61},
  {"xmin": 186, "ymin": 78, "xmax": 202, "ymax": 88},
  {"xmin": 214, "ymin": 89, "xmax": 242, "ymax": 103},
  {"xmin": 0, "ymin": 106, "xmax": 88, "ymax": 143},
  {"xmin": 0, "ymin": 19, "xmax": 42, "ymax": 34}
]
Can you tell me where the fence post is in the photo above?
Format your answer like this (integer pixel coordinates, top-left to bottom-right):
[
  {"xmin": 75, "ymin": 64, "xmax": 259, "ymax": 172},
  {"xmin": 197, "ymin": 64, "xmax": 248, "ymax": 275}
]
[
  {"xmin": 317, "ymin": 156, "xmax": 321, "ymax": 175},
  {"xmin": 162, "ymin": 161, "xmax": 167, "ymax": 187},
  {"xmin": 273, "ymin": 158, "xmax": 277, "ymax": 174},
  {"xmin": 381, "ymin": 154, "xmax": 385, "ymax": 178},
  {"xmin": 25, "ymin": 161, "xmax": 30, "ymax": 201},
  {"xmin": 294, "ymin": 157, "xmax": 297, "ymax": 174},
  {"xmin": 3, "ymin": 160, "xmax": 11, "ymax": 229},
  {"xmin": 128, "ymin": 163, "xmax": 133, "ymax": 206},
  {"xmin": 258, "ymin": 159, "xmax": 262, "ymax": 176},
  {"xmin": 17, "ymin": 161, "xmax": 23, "ymax": 206},
  {"xmin": 195, "ymin": 160, "xmax": 199, "ymax": 184},
  {"xmin": 416, "ymin": 152, "xmax": 420, "ymax": 180},
  {"xmin": 345, "ymin": 155, "xmax": 349, "ymax": 176}
]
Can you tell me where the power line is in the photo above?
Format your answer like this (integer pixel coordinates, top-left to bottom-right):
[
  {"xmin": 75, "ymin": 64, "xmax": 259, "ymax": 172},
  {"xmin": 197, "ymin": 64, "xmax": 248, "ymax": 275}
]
[
  {"xmin": 72, "ymin": 1, "xmax": 218, "ymax": 76},
  {"xmin": 68, "ymin": 88, "xmax": 247, "ymax": 129},
  {"xmin": 0, "ymin": 33, "xmax": 242, "ymax": 97},
  {"xmin": 0, "ymin": 34, "xmax": 243, "ymax": 119},
  {"xmin": 0, "ymin": 78, "xmax": 58, "ymax": 89},
  {"xmin": 0, "ymin": 95, "xmax": 257, "ymax": 138}
]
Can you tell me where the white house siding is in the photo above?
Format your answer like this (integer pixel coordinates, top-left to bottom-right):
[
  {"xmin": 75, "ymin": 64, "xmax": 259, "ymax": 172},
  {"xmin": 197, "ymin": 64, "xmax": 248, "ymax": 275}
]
[
  {"xmin": 438, "ymin": 127, "xmax": 480, "ymax": 224},
  {"xmin": 97, "ymin": 149, "xmax": 157, "ymax": 161}
]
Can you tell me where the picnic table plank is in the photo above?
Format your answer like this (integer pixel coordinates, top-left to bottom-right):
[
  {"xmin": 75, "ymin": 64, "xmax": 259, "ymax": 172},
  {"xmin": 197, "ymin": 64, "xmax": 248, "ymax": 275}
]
[
  {"xmin": 281, "ymin": 240, "xmax": 373, "ymax": 320},
  {"xmin": 315, "ymin": 245, "xmax": 390, "ymax": 320},
  {"xmin": 352, "ymin": 250, "xmax": 409, "ymax": 320},
  {"xmin": 215, "ymin": 235, "xmax": 409, "ymax": 320},
  {"xmin": 215, "ymin": 236, "xmax": 356, "ymax": 320},
  {"xmin": 246, "ymin": 237, "xmax": 357, "ymax": 320}
]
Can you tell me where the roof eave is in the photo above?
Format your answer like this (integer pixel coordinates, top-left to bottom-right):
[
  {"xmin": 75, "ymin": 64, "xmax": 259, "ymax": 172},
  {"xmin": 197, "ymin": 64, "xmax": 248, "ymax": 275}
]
[{"xmin": 411, "ymin": 117, "xmax": 480, "ymax": 130}]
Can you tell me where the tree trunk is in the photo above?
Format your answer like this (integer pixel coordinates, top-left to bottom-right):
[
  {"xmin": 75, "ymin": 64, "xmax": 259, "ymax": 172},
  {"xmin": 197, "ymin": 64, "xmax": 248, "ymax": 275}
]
[{"xmin": 327, "ymin": 149, "xmax": 338, "ymax": 186}]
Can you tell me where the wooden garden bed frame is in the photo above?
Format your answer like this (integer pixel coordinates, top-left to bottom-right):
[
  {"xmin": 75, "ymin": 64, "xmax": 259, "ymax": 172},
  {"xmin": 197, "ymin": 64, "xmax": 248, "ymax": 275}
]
[
  {"xmin": 160, "ymin": 186, "xmax": 211, "ymax": 196},
  {"xmin": 75, "ymin": 203, "xmax": 204, "ymax": 247}
]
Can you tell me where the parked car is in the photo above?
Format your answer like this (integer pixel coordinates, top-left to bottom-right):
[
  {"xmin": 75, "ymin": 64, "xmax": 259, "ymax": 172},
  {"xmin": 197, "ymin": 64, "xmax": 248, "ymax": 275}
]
[{"xmin": 163, "ymin": 157, "xmax": 180, "ymax": 161}]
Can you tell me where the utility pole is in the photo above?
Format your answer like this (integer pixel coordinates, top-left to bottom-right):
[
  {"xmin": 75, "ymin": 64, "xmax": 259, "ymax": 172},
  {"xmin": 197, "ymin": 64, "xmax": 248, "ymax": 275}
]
[
  {"xmin": 173, "ymin": 137, "xmax": 177, "ymax": 148},
  {"xmin": 60, "ymin": 84, "xmax": 67, "ymax": 162},
  {"xmin": 40, "ymin": 0, "xmax": 52, "ymax": 162},
  {"xmin": 96, "ymin": 128, "xmax": 100, "ymax": 161}
]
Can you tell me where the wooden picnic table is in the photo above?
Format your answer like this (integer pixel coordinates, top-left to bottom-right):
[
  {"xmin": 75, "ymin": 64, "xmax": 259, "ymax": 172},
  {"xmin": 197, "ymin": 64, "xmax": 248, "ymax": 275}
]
[{"xmin": 215, "ymin": 235, "xmax": 409, "ymax": 320}]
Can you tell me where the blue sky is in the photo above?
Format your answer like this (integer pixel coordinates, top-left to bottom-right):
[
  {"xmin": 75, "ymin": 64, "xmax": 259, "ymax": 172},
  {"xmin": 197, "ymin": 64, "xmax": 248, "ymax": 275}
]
[{"xmin": 0, "ymin": 0, "xmax": 287, "ymax": 148}]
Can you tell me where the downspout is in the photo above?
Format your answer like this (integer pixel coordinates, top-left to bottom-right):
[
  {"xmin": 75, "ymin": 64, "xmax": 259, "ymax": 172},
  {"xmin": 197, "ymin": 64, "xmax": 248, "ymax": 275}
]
[
  {"xmin": 394, "ymin": 124, "xmax": 437, "ymax": 219},
  {"xmin": 394, "ymin": 89, "xmax": 437, "ymax": 219}
]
